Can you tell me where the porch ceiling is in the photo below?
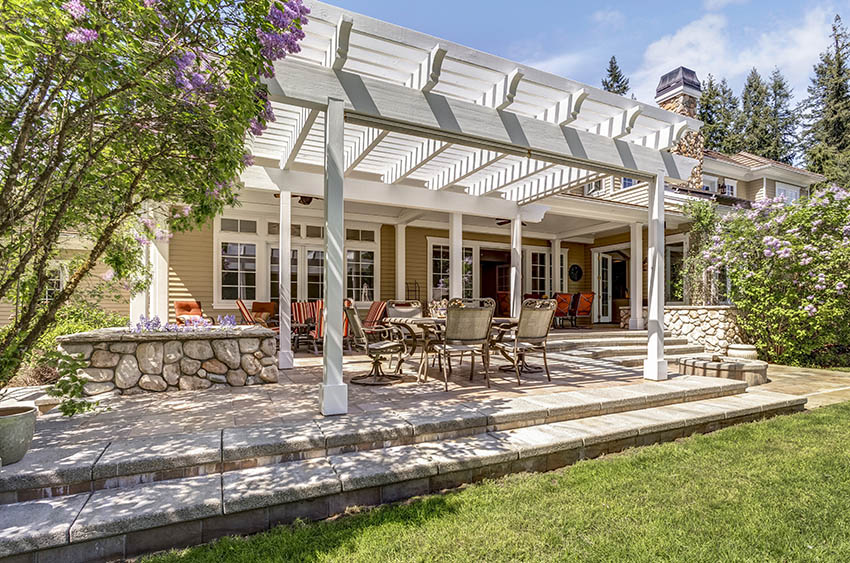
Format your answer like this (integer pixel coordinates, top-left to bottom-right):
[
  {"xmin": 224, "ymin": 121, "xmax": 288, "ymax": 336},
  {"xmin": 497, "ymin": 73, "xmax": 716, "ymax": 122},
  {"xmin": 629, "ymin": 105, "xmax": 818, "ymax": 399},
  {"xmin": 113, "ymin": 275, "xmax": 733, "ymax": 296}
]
[{"xmin": 246, "ymin": 0, "xmax": 700, "ymax": 208}]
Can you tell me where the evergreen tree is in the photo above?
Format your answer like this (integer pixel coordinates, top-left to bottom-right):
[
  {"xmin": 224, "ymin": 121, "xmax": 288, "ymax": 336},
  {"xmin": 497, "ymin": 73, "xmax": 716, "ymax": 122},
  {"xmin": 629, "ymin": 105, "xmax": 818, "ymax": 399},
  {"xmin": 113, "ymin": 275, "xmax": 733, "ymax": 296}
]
[
  {"xmin": 601, "ymin": 56, "xmax": 630, "ymax": 95},
  {"xmin": 802, "ymin": 15, "xmax": 850, "ymax": 186},
  {"xmin": 737, "ymin": 68, "xmax": 773, "ymax": 156},
  {"xmin": 764, "ymin": 68, "xmax": 797, "ymax": 163},
  {"xmin": 698, "ymin": 74, "xmax": 741, "ymax": 153}
]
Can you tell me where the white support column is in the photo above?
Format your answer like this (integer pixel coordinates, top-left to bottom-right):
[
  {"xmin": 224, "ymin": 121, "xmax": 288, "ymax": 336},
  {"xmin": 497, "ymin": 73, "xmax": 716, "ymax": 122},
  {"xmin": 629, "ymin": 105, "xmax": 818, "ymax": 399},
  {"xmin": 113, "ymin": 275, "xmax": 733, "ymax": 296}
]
[
  {"xmin": 551, "ymin": 238, "xmax": 562, "ymax": 295},
  {"xmin": 449, "ymin": 212, "xmax": 462, "ymax": 299},
  {"xmin": 395, "ymin": 224, "xmax": 406, "ymax": 299},
  {"xmin": 629, "ymin": 223, "xmax": 645, "ymax": 330},
  {"xmin": 278, "ymin": 190, "xmax": 293, "ymax": 369},
  {"xmin": 510, "ymin": 217, "xmax": 522, "ymax": 316},
  {"xmin": 644, "ymin": 171, "xmax": 667, "ymax": 380},
  {"xmin": 320, "ymin": 98, "xmax": 348, "ymax": 415},
  {"xmin": 151, "ymin": 236, "xmax": 169, "ymax": 321},
  {"xmin": 129, "ymin": 244, "xmax": 149, "ymax": 322}
]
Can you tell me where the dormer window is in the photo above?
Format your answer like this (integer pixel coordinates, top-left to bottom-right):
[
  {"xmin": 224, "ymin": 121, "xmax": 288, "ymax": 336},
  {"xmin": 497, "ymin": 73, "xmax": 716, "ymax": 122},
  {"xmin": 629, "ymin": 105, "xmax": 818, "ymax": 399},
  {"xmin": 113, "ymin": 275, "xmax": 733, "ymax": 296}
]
[
  {"xmin": 776, "ymin": 182, "xmax": 800, "ymax": 203},
  {"xmin": 719, "ymin": 179, "xmax": 737, "ymax": 197},
  {"xmin": 621, "ymin": 177, "xmax": 635, "ymax": 189},
  {"xmin": 584, "ymin": 180, "xmax": 603, "ymax": 196},
  {"xmin": 702, "ymin": 175, "xmax": 718, "ymax": 193}
]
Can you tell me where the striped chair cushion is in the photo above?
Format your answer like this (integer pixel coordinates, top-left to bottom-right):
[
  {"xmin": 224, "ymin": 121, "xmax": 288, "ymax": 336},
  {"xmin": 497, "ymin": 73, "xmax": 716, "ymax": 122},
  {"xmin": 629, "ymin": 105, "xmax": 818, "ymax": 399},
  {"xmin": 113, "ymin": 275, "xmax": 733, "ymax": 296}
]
[
  {"xmin": 291, "ymin": 302, "xmax": 313, "ymax": 324},
  {"xmin": 363, "ymin": 301, "xmax": 387, "ymax": 327},
  {"xmin": 235, "ymin": 300, "xmax": 254, "ymax": 325}
]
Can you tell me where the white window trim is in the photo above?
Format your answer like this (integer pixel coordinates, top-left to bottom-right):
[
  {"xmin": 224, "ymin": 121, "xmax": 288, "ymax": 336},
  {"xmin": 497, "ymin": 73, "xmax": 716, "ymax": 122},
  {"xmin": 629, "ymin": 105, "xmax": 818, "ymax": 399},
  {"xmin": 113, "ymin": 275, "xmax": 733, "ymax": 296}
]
[
  {"xmin": 214, "ymin": 213, "xmax": 380, "ymax": 309},
  {"xmin": 776, "ymin": 182, "xmax": 801, "ymax": 203},
  {"xmin": 720, "ymin": 178, "xmax": 737, "ymax": 197},
  {"xmin": 702, "ymin": 174, "xmax": 718, "ymax": 193}
]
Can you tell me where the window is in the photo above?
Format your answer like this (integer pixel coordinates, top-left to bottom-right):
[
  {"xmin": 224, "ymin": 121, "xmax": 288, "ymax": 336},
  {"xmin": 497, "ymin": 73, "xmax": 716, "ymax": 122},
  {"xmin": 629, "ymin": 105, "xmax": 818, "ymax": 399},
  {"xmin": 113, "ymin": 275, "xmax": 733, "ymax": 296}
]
[
  {"xmin": 621, "ymin": 177, "xmax": 635, "ymax": 189},
  {"xmin": 346, "ymin": 228, "xmax": 375, "ymax": 242},
  {"xmin": 42, "ymin": 267, "xmax": 64, "ymax": 304},
  {"xmin": 305, "ymin": 225, "xmax": 324, "ymax": 239},
  {"xmin": 463, "ymin": 247, "xmax": 474, "ymax": 299},
  {"xmin": 270, "ymin": 248, "xmax": 297, "ymax": 306},
  {"xmin": 221, "ymin": 242, "xmax": 256, "ymax": 300},
  {"xmin": 268, "ymin": 222, "xmax": 279, "ymax": 236},
  {"xmin": 776, "ymin": 183, "xmax": 800, "ymax": 203},
  {"xmin": 719, "ymin": 179, "xmax": 737, "ymax": 197},
  {"xmin": 584, "ymin": 180, "xmax": 603, "ymax": 196},
  {"xmin": 221, "ymin": 219, "xmax": 257, "ymax": 233},
  {"xmin": 702, "ymin": 175, "xmax": 718, "ymax": 193},
  {"xmin": 346, "ymin": 250, "xmax": 375, "ymax": 302},
  {"xmin": 530, "ymin": 252, "xmax": 547, "ymax": 294},
  {"xmin": 431, "ymin": 244, "xmax": 449, "ymax": 300},
  {"xmin": 306, "ymin": 249, "xmax": 324, "ymax": 301}
]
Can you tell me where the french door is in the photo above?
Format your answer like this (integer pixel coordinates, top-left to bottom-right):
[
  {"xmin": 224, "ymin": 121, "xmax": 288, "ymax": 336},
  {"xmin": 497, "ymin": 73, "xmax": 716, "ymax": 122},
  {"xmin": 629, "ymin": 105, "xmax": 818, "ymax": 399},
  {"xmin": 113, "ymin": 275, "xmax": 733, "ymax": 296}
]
[
  {"xmin": 597, "ymin": 253, "xmax": 613, "ymax": 323},
  {"xmin": 270, "ymin": 245, "xmax": 324, "ymax": 304}
]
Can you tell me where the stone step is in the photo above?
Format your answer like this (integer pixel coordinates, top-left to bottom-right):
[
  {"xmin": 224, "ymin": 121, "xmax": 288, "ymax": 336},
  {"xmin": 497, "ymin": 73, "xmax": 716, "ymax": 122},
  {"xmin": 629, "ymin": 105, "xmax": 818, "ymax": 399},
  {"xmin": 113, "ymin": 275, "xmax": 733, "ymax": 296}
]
[
  {"xmin": 613, "ymin": 353, "xmax": 709, "ymax": 368},
  {"xmin": 548, "ymin": 330, "xmax": 672, "ymax": 341},
  {"xmin": 0, "ymin": 389, "xmax": 806, "ymax": 563},
  {"xmin": 580, "ymin": 344, "xmax": 705, "ymax": 360},
  {"xmin": 549, "ymin": 337, "xmax": 692, "ymax": 350},
  {"xmin": 0, "ymin": 376, "xmax": 743, "ymax": 505}
]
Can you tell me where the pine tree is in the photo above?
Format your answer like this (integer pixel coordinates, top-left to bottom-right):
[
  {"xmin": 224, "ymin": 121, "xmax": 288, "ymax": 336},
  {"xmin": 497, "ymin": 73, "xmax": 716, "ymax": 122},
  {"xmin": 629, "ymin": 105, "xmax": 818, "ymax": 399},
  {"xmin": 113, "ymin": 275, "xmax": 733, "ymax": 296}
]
[
  {"xmin": 737, "ymin": 68, "xmax": 773, "ymax": 156},
  {"xmin": 698, "ymin": 74, "xmax": 741, "ymax": 153},
  {"xmin": 764, "ymin": 68, "xmax": 797, "ymax": 163},
  {"xmin": 601, "ymin": 56, "xmax": 630, "ymax": 95},
  {"xmin": 802, "ymin": 15, "xmax": 850, "ymax": 186}
]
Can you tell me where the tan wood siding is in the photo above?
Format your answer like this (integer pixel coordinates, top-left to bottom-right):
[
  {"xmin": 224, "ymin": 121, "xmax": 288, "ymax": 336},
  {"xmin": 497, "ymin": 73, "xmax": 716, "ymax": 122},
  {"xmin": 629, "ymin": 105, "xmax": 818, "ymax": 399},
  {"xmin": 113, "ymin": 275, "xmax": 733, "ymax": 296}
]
[
  {"xmin": 380, "ymin": 224, "xmax": 395, "ymax": 300},
  {"xmin": 167, "ymin": 221, "xmax": 224, "ymax": 321}
]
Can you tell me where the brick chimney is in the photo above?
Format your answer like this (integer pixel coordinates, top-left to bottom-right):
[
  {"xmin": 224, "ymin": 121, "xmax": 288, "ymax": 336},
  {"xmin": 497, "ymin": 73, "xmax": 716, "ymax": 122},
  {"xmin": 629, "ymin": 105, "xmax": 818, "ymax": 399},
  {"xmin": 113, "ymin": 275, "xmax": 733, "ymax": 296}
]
[{"xmin": 656, "ymin": 66, "xmax": 703, "ymax": 190}]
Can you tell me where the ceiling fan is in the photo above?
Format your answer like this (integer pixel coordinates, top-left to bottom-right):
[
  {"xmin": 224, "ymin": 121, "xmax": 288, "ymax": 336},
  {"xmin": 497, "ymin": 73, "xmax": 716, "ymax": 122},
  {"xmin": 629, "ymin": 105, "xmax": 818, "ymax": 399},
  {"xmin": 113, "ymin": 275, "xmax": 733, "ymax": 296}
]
[
  {"xmin": 495, "ymin": 218, "xmax": 527, "ymax": 227},
  {"xmin": 272, "ymin": 193, "xmax": 320, "ymax": 206}
]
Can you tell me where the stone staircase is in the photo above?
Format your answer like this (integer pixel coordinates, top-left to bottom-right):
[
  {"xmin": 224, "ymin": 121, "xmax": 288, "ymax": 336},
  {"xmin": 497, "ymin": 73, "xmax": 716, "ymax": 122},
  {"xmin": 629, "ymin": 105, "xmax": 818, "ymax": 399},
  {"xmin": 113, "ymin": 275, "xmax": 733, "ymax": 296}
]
[
  {"xmin": 548, "ymin": 330, "xmax": 705, "ymax": 367},
  {"xmin": 0, "ymin": 377, "xmax": 805, "ymax": 563}
]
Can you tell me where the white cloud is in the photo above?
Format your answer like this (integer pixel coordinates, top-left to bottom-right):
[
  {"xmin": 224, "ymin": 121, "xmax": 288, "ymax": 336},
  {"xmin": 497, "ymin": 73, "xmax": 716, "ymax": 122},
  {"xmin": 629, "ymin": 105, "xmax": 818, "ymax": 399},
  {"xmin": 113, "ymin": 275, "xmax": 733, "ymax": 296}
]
[
  {"xmin": 703, "ymin": 0, "xmax": 748, "ymax": 10},
  {"xmin": 630, "ymin": 7, "xmax": 835, "ymax": 104},
  {"xmin": 591, "ymin": 9, "xmax": 625, "ymax": 29},
  {"xmin": 524, "ymin": 51, "xmax": 587, "ymax": 77}
]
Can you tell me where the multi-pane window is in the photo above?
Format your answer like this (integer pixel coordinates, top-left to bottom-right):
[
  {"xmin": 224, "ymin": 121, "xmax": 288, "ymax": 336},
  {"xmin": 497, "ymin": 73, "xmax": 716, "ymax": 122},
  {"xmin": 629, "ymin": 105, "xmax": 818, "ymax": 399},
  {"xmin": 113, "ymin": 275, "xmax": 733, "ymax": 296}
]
[
  {"xmin": 42, "ymin": 267, "xmax": 63, "ymax": 304},
  {"xmin": 702, "ymin": 175, "xmax": 718, "ymax": 193},
  {"xmin": 584, "ymin": 180, "xmax": 603, "ymax": 196},
  {"xmin": 776, "ymin": 183, "xmax": 800, "ymax": 203},
  {"xmin": 305, "ymin": 225, "xmax": 324, "ymax": 239},
  {"xmin": 306, "ymin": 249, "xmax": 324, "ymax": 301},
  {"xmin": 270, "ymin": 248, "xmax": 298, "ymax": 306},
  {"xmin": 221, "ymin": 242, "xmax": 256, "ymax": 300},
  {"xmin": 346, "ymin": 250, "xmax": 375, "ymax": 302},
  {"xmin": 221, "ymin": 219, "xmax": 257, "ymax": 233},
  {"xmin": 346, "ymin": 229, "xmax": 375, "ymax": 242},
  {"xmin": 530, "ymin": 252, "xmax": 547, "ymax": 294},
  {"xmin": 621, "ymin": 177, "xmax": 635, "ymax": 189},
  {"xmin": 462, "ymin": 247, "xmax": 474, "ymax": 299},
  {"xmin": 431, "ymin": 244, "xmax": 449, "ymax": 300}
]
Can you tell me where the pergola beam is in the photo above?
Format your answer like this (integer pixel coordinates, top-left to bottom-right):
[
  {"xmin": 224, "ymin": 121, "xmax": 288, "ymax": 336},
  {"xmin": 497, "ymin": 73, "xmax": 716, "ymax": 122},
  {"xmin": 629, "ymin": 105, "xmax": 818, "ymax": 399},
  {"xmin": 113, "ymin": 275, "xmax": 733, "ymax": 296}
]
[
  {"xmin": 426, "ymin": 149, "xmax": 507, "ymax": 190},
  {"xmin": 476, "ymin": 68, "xmax": 524, "ymax": 110},
  {"xmin": 382, "ymin": 138, "xmax": 450, "ymax": 184},
  {"xmin": 588, "ymin": 106, "xmax": 642, "ymax": 140},
  {"xmin": 536, "ymin": 89, "xmax": 588, "ymax": 126},
  {"xmin": 281, "ymin": 108, "xmax": 319, "ymax": 169},
  {"xmin": 508, "ymin": 168, "xmax": 606, "ymax": 205},
  {"xmin": 345, "ymin": 127, "xmax": 387, "ymax": 173},
  {"xmin": 328, "ymin": 15, "xmax": 354, "ymax": 70},
  {"xmin": 264, "ymin": 60, "xmax": 698, "ymax": 183},
  {"xmin": 465, "ymin": 158, "xmax": 554, "ymax": 196},
  {"xmin": 636, "ymin": 121, "xmax": 689, "ymax": 151},
  {"xmin": 556, "ymin": 221, "xmax": 622, "ymax": 239}
]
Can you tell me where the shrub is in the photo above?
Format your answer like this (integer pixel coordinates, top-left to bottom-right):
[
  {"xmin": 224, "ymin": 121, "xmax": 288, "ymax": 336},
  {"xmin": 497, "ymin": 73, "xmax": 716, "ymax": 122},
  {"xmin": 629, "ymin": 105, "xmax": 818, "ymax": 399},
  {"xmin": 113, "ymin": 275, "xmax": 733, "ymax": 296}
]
[
  {"xmin": 26, "ymin": 302, "xmax": 128, "ymax": 367},
  {"xmin": 706, "ymin": 187, "xmax": 850, "ymax": 365}
]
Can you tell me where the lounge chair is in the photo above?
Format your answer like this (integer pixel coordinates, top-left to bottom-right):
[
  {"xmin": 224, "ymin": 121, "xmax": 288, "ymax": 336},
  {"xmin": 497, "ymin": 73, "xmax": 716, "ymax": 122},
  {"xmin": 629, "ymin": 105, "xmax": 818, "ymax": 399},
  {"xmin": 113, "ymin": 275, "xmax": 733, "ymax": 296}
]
[
  {"xmin": 567, "ymin": 292, "xmax": 594, "ymax": 328},
  {"xmin": 493, "ymin": 299, "xmax": 557, "ymax": 384},
  {"xmin": 174, "ymin": 300, "xmax": 211, "ymax": 326},
  {"xmin": 553, "ymin": 292, "xmax": 574, "ymax": 329}
]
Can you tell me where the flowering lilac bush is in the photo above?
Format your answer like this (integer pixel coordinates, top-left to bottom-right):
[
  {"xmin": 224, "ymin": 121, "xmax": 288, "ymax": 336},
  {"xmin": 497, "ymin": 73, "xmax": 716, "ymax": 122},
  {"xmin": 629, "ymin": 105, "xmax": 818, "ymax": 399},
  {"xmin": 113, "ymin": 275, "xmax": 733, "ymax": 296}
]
[
  {"xmin": 1, "ymin": 0, "xmax": 307, "ymax": 384},
  {"xmin": 129, "ymin": 314, "xmax": 237, "ymax": 333},
  {"xmin": 705, "ymin": 188, "xmax": 850, "ymax": 365}
]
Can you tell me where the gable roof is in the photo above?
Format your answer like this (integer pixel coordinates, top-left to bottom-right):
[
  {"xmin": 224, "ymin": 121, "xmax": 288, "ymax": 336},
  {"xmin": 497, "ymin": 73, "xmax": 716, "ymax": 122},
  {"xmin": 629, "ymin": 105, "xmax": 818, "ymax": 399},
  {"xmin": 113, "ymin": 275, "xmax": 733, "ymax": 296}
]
[{"xmin": 703, "ymin": 150, "xmax": 826, "ymax": 181}]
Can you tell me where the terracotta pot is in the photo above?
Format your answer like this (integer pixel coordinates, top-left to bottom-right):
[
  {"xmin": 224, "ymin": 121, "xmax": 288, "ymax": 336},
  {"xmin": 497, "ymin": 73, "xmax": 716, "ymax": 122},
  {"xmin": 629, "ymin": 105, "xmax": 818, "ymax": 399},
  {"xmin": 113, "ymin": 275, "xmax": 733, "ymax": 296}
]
[{"xmin": 0, "ymin": 405, "xmax": 37, "ymax": 466}]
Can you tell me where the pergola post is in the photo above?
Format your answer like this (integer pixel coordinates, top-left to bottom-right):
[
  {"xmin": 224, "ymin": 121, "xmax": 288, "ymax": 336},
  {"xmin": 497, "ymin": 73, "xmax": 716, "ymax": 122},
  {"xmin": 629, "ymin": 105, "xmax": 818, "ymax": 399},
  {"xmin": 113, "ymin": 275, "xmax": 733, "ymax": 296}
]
[
  {"xmin": 449, "ymin": 212, "xmax": 463, "ymax": 298},
  {"xmin": 395, "ymin": 224, "xmax": 406, "ymax": 299},
  {"xmin": 278, "ymin": 189, "xmax": 293, "ymax": 369},
  {"xmin": 644, "ymin": 171, "xmax": 667, "ymax": 380},
  {"xmin": 510, "ymin": 216, "xmax": 522, "ymax": 316},
  {"xmin": 551, "ymin": 237, "xmax": 562, "ymax": 295},
  {"xmin": 629, "ymin": 222, "xmax": 644, "ymax": 330},
  {"xmin": 319, "ymin": 98, "xmax": 348, "ymax": 415}
]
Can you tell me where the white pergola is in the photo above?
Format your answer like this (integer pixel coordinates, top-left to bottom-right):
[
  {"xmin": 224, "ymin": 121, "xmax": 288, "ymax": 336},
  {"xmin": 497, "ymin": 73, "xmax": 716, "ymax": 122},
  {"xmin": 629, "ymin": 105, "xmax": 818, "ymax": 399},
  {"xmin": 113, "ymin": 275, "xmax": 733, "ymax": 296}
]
[{"xmin": 242, "ymin": 1, "xmax": 700, "ymax": 414}]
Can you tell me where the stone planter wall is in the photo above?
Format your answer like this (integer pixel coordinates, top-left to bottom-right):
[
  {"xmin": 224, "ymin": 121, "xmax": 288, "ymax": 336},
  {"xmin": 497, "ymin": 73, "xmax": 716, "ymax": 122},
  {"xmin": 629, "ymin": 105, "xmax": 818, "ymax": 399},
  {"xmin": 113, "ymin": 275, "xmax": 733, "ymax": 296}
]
[
  {"xmin": 619, "ymin": 305, "xmax": 742, "ymax": 354},
  {"xmin": 56, "ymin": 326, "xmax": 278, "ymax": 396}
]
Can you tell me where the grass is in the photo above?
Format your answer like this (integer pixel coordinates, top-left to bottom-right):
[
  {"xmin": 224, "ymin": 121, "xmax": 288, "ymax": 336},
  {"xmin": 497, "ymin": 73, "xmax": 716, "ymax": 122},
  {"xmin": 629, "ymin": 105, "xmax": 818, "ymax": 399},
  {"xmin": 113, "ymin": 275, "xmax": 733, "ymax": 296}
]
[{"xmin": 147, "ymin": 404, "xmax": 850, "ymax": 563}]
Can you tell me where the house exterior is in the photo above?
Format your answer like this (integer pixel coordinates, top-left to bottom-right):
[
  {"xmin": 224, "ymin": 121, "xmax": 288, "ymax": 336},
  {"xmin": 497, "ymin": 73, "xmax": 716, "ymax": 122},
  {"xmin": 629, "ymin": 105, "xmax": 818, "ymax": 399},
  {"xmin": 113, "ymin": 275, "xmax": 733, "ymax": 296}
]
[{"xmin": 2, "ymin": 2, "xmax": 826, "ymax": 412}]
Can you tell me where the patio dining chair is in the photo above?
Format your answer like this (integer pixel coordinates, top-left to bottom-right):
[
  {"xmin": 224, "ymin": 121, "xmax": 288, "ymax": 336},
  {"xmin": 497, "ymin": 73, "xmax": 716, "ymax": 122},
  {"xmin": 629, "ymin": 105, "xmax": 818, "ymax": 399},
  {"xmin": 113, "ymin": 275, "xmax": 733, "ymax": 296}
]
[
  {"xmin": 553, "ymin": 293, "xmax": 574, "ymax": 329},
  {"xmin": 363, "ymin": 300, "xmax": 388, "ymax": 328},
  {"xmin": 496, "ymin": 291, "xmax": 511, "ymax": 317},
  {"xmin": 431, "ymin": 297, "xmax": 495, "ymax": 391},
  {"xmin": 344, "ymin": 305, "xmax": 405, "ymax": 385},
  {"xmin": 492, "ymin": 299, "xmax": 557, "ymax": 384},
  {"xmin": 567, "ymin": 293, "xmax": 594, "ymax": 328},
  {"xmin": 306, "ymin": 300, "xmax": 351, "ymax": 354}
]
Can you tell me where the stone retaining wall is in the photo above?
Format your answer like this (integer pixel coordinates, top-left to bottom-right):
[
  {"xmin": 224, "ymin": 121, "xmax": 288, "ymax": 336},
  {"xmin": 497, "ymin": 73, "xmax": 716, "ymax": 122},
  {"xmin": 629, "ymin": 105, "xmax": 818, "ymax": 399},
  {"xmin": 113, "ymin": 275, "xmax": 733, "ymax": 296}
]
[
  {"xmin": 619, "ymin": 305, "xmax": 742, "ymax": 353},
  {"xmin": 56, "ymin": 327, "xmax": 278, "ymax": 396}
]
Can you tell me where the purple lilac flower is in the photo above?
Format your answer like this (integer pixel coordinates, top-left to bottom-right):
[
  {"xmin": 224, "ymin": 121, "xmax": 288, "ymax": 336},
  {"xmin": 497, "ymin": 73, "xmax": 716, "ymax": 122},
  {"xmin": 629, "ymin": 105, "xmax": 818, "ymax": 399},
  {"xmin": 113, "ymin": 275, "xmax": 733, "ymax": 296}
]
[
  {"xmin": 249, "ymin": 118, "xmax": 264, "ymax": 136},
  {"xmin": 777, "ymin": 248, "xmax": 792, "ymax": 259},
  {"xmin": 62, "ymin": 0, "xmax": 87, "ymax": 19},
  {"xmin": 764, "ymin": 249, "xmax": 775, "ymax": 258},
  {"xmin": 837, "ymin": 282, "xmax": 847, "ymax": 295},
  {"xmin": 66, "ymin": 28, "xmax": 98, "ymax": 44},
  {"xmin": 134, "ymin": 234, "xmax": 151, "ymax": 246},
  {"xmin": 143, "ymin": 0, "xmax": 158, "ymax": 6},
  {"xmin": 242, "ymin": 154, "xmax": 255, "ymax": 167},
  {"xmin": 803, "ymin": 304, "xmax": 817, "ymax": 317},
  {"xmin": 100, "ymin": 269, "xmax": 115, "ymax": 281}
]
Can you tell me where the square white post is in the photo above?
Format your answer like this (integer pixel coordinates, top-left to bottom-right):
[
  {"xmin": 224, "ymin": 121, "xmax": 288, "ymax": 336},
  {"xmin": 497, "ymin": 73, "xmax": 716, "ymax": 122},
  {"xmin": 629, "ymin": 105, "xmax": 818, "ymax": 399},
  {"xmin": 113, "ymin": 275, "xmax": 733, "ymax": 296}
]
[
  {"xmin": 319, "ymin": 98, "xmax": 348, "ymax": 415},
  {"xmin": 396, "ymin": 224, "xmax": 406, "ymax": 299},
  {"xmin": 278, "ymin": 189, "xmax": 293, "ymax": 369},
  {"xmin": 551, "ymin": 238, "xmax": 562, "ymax": 295},
  {"xmin": 510, "ymin": 216, "xmax": 522, "ymax": 316},
  {"xmin": 150, "ymin": 211, "xmax": 170, "ymax": 321},
  {"xmin": 449, "ymin": 212, "xmax": 462, "ymax": 298},
  {"xmin": 629, "ymin": 222, "xmax": 645, "ymax": 330},
  {"xmin": 644, "ymin": 171, "xmax": 667, "ymax": 380},
  {"xmin": 129, "ymin": 243, "xmax": 150, "ymax": 321}
]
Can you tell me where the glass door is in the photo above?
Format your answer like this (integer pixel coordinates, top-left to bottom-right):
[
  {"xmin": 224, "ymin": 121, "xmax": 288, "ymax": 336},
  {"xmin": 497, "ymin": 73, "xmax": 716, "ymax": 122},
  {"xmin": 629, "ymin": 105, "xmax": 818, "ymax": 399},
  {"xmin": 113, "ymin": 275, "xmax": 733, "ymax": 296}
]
[
  {"xmin": 598, "ymin": 253, "xmax": 612, "ymax": 322},
  {"xmin": 305, "ymin": 248, "xmax": 324, "ymax": 302},
  {"xmin": 270, "ymin": 247, "xmax": 298, "ymax": 306}
]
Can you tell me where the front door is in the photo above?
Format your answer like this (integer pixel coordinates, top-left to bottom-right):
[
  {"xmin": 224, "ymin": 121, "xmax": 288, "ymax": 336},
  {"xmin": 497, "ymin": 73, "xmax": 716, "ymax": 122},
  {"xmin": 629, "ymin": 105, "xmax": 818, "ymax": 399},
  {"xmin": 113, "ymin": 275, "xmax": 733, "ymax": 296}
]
[{"xmin": 597, "ymin": 253, "xmax": 613, "ymax": 323}]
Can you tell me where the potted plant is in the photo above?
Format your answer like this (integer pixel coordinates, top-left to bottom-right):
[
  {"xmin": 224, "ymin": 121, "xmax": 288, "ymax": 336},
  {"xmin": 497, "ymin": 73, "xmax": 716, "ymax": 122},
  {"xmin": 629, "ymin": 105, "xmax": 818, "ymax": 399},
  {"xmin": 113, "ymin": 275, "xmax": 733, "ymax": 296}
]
[{"xmin": 0, "ymin": 403, "xmax": 36, "ymax": 465}]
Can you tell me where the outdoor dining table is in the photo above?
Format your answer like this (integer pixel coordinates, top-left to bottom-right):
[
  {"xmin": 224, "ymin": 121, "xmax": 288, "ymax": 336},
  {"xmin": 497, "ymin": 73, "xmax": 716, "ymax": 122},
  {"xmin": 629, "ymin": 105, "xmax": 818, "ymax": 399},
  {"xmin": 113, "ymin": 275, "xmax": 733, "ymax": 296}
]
[{"xmin": 384, "ymin": 316, "xmax": 517, "ymax": 381}]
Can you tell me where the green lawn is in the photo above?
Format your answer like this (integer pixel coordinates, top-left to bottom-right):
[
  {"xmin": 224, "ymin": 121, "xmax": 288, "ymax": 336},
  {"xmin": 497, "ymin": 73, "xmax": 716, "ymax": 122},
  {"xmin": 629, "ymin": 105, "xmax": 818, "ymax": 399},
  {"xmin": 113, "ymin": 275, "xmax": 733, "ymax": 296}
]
[{"xmin": 147, "ymin": 404, "xmax": 850, "ymax": 562}]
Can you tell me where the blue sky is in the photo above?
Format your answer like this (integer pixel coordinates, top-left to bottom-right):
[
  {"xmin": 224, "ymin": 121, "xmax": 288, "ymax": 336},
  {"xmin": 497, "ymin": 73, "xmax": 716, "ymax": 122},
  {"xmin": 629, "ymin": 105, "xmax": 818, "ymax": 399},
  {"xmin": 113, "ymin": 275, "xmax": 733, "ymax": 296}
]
[{"xmin": 327, "ymin": 0, "xmax": 850, "ymax": 105}]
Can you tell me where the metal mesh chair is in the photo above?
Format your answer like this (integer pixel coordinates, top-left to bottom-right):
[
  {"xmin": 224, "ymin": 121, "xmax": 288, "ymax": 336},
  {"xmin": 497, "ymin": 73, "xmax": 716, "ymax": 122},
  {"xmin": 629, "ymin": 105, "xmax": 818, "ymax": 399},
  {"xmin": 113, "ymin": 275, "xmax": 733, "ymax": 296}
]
[
  {"xmin": 493, "ymin": 299, "xmax": 557, "ymax": 384},
  {"xmin": 431, "ymin": 297, "xmax": 495, "ymax": 390},
  {"xmin": 345, "ymin": 305, "xmax": 405, "ymax": 385}
]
